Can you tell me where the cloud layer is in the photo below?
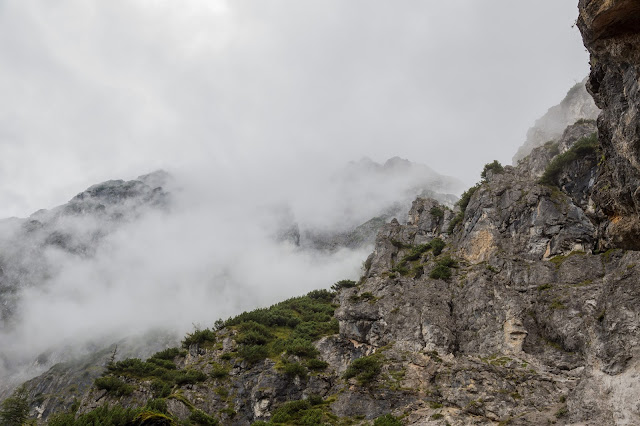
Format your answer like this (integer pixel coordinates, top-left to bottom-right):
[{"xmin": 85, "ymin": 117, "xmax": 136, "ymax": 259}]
[{"xmin": 0, "ymin": 1, "xmax": 589, "ymax": 218}]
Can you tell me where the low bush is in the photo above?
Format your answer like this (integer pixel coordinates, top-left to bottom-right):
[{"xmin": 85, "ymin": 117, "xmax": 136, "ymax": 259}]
[
  {"xmin": 540, "ymin": 133, "xmax": 598, "ymax": 186},
  {"xmin": 94, "ymin": 377, "xmax": 133, "ymax": 397},
  {"xmin": 306, "ymin": 358, "xmax": 329, "ymax": 371},
  {"xmin": 429, "ymin": 265, "xmax": 452, "ymax": 280},
  {"xmin": 430, "ymin": 206, "xmax": 444, "ymax": 219},
  {"xmin": 270, "ymin": 400, "xmax": 312, "ymax": 424},
  {"xmin": 0, "ymin": 385, "xmax": 29, "ymax": 426},
  {"xmin": 48, "ymin": 404, "xmax": 143, "ymax": 425},
  {"xmin": 430, "ymin": 238, "xmax": 446, "ymax": 256},
  {"xmin": 429, "ymin": 255, "xmax": 457, "ymax": 280},
  {"xmin": 458, "ymin": 183, "xmax": 480, "ymax": 214},
  {"xmin": 182, "ymin": 328, "xmax": 217, "ymax": 349},
  {"xmin": 331, "ymin": 279, "xmax": 357, "ymax": 291},
  {"xmin": 210, "ymin": 363, "xmax": 229, "ymax": 379},
  {"xmin": 151, "ymin": 348, "xmax": 182, "ymax": 361},
  {"xmin": 280, "ymin": 360, "xmax": 308, "ymax": 380},
  {"xmin": 374, "ymin": 414, "xmax": 403, "ymax": 426},
  {"xmin": 150, "ymin": 379, "xmax": 172, "ymax": 398},
  {"xmin": 189, "ymin": 409, "xmax": 219, "ymax": 425},
  {"xmin": 343, "ymin": 354, "xmax": 382, "ymax": 385},
  {"xmin": 237, "ymin": 345, "xmax": 269, "ymax": 365},
  {"xmin": 222, "ymin": 290, "xmax": 338, "ymax": 366},
  {"xmin": 145, "ymin": 398, "xmax": 168, "ymax": 414},
  {"xmin": 481, "ymin": 160, "xmax": 504, "ymax": 180},
  {"xmin": 448, "ymin": 183, "xmax": 481, "ymax": 234}
]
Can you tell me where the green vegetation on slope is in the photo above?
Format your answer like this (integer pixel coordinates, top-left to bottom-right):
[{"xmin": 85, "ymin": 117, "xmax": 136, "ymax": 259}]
[
  {"xmin": 539, "ymin": 133, "xmax": 599, "ymax": 186},
  {"xmin": 0, "ymin": 385, "xmax": 30, "ymax": 426},
  {"xmin": 391, "ymin": 238, "xmax": 446, "ymax": 277}
]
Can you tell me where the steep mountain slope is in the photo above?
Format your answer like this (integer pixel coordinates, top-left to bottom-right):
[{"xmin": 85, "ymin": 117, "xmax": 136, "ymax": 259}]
[
  {"xmin": 12, "ymin": 112, "xmax": 639, "ymax": 425},
  {"xmin": 6, "ymin": 2, "xmax": 640, "ymax": 424},
  {"xmin": 0, "ymin": 158, "xmax": 458, "ymax": 401}
]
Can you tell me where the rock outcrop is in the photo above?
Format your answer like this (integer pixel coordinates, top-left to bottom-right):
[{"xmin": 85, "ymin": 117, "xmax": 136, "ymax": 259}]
[
  {"xmin": 578, "ymin": 0, "xmax": 640, "ymax": 249},
  {"xmin": 512, "ymin": 80, "xmax": 599, "ymax": 164}
]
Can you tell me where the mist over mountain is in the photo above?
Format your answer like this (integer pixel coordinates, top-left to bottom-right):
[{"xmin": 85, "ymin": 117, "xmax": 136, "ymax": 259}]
[
  {"xmin": 0, "ymin": 157, "xmax": 457, "ymax": 393},
  {"xmin": 5, "ymin": 2, "xmax": 640, "ymax": 425},
  {"xmin": 512, "ymin": 78, "xmax": 599, "ymax": 164}
]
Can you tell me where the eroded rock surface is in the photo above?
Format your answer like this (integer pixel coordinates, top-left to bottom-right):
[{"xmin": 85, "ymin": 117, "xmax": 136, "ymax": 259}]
[{"xmin": 578, "ymin": 0, "xmax": 640, "ymax": 249}]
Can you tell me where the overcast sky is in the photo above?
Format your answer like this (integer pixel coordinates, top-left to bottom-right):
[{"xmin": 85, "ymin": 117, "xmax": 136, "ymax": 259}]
[{"xmin": 0, "ymin": 1, "xmax": 589, "ymax": 218}]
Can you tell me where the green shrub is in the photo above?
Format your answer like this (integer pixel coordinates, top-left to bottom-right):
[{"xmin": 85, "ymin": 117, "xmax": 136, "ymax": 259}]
[
  {"xmin": 48, "ymin": 413, "xmax": 77, "ymax": 426},
  {"xmin": 437, "ymin": 255, "xmax": 457, "ymax": 268},
  {"xmin": 299, "ymin": 408, "xmax": 323, "ymax": 425},
  {"xmin": 95, "ymin": 377, "xmax": 134, "ymax": 397},
  {"xmin": 307, "ymin": 394, "xmax": 324, "ymax": 405},
  {"xmin": 148, "ymin": 358, "xmax": 177, "ymax": 370},
  {"xmin": 544, "ymin": 140, "xmax": 560, "ymax": 157},
  {"xmin": 481, "ymin": 160, "xmax": 504, "ymax": 180},
  {"xmin": 306, "ymin": 358, "xmax": 329, "ymax": 371},
  {"xmin": 182, "ymin": 328, "xmax": 217, "ymax": 348},
  {"xmin": 430, "ymin": 206, "xmax": 444, "ymax": 219},
  {"xmin": 429, "ymin": 265, "xmax": 452, "ymax": 280},
  {"xmin": 52, "ymin": 404, "xmax": 143, "ymax": 425},
  {"xmin": 540, "ymin": 133, "xmax": 598, "ymax": 186},
  {"xmin": 134, "ymin": 410, "xmax": 176, "ymax": 425},
  {"xmin": 331, "ymin": 279, "xmax": 357, "ymax": 291},
  {"xmin": 403, "ymin": 243, "xmax": 432, "ymax": 261},
  {"xmin": 238, "ymin": 345, "xmax": 269, "ymax": 365},
  {"xmin": 283, "ymin": 338, "xmax": 319, "ymax": 358},
  {"xmin": 210, "ymin": 363, "xmax": 229, "ymax": 379},
  {"xmin": 0, "ymin": 385, "xmax": 29, "ymax": 426},
  {"xmin": 280, "ymin": 360, "xmax": 308, "ymax": 380},
  {"xmin": 429, "ymin": 255, "xmax": 457, "ymax": 280},
  {"xmin": 306, "ymin": 289, "xmax": 334, "ymax": 302},
  {"xmin": 150, "ymin": 379, "xmax": 172, "ymax": 398},
  {"xmin": 189, "ymin": 409, "xmax": 219, "ymax": 425},
  {"xmin": 343, "ymin": 354, "xmax": 382, "ymax": 385},
  {"xmin": 448, "ymin": 183, "xmax": 481, "ymax": 234},
  {"xmin": 430, "ymin": 238, "xmax": 446, "ymax": 256},
  {"xmin": 146, "ymin": 398, "xmax": 168, "ymax": 414},
  {"xmin": 447, "ymin": 213, "xmax": 463, "ymax": 234},
  {"xmin": 374, "ymin": 414, "xmax": 403, "ymax": 426},
  {"xmin": 174, "ymin": 369, "xmax": 207, "ymax": 385},
  {"xmin": 458, "ymin": 183, "xmax": 480, "ymax": 214},
  {"xmin": 151, "ymin": 348, "xmax": 182, "ymax": 361},
  {"xmin": 270, "ymin": 400, "xmax": 312, "ymax": 424},
  {"xmin": 236, "ymin": 330, "xmax": 271, "ymax": 346}
]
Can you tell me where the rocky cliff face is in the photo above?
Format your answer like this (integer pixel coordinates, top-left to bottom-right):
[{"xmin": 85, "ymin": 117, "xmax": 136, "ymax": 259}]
[
  {"xmin": 578, "ymin": 0, "xmax": 640, "ymax": 249},
  {"xmin": 13, "ymin": 113, "xmax": 639, "ymax": 425}
]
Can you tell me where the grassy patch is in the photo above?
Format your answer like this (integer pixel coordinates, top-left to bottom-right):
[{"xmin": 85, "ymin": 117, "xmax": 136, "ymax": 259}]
[
  {"xmin": 550, "ymin": 299, "xmax": 567, "ymax": 310},
  {"xmin": 429, "ymin": 255, "xmax": 457, "ymax": 280},
  {"xmin": 216, "ymin": 290, "xmax": 339, "ymax": 366},
  {"xmin": 374, "ymin": 414, "xmax": 403, "ymax": 425},
  {"xmin": 549, "ymin": 251, "xmax": 586, "ymax": 268},
  {"xmin": 539, "ymin": 133, "xmax": 598, "ymax": 186},
  {"xmin": 343, "ymin": 354, "xmax": 383, "ymax": 386},
  {"xmin": 94, "ymin": 377, "xmax": 133, "ymax": 397}
]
